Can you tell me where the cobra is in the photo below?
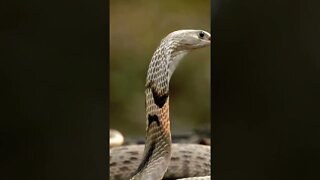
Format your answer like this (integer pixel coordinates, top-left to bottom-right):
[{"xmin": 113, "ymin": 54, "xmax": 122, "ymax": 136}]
[{"xmin": 110, "ymin": 30, "xmax": 211, "ymax": 180}]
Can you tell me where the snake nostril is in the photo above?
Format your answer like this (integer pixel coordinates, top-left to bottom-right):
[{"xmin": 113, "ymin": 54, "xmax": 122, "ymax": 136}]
[{"xmin": 208, "ymin": 36, "xmax": 211, "ymax": 41}]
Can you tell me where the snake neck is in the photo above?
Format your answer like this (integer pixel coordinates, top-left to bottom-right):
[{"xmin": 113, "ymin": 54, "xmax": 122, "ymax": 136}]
[{"xmin": 130, "ymin": 41, "xmax": 188, "ymax": 180}]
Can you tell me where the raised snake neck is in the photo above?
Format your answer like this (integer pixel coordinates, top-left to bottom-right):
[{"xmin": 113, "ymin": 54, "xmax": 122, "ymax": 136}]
[{"xmin": 112, "ymin": 30, "xmax": 211, "ymax": 180}]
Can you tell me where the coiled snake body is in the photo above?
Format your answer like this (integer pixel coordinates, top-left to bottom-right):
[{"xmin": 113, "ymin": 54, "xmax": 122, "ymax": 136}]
[{"xmin": 110, "ymin": 30, "xmax": 211, "ymax": 180}]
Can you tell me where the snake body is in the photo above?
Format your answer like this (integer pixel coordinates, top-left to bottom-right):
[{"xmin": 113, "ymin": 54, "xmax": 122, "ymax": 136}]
[
  {"xmin": 110, "ymin": 144, "xmax": 210, "ymax": 179},
  {"xmin": 110, "ymin": 30, "xmax": 211, "ymax": 180}
]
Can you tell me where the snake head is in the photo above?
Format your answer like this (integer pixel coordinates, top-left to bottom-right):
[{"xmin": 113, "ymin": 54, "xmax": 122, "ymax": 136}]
[{"xmin": 166, "ymin": 29, "xmax": 211, "ymax": 50}]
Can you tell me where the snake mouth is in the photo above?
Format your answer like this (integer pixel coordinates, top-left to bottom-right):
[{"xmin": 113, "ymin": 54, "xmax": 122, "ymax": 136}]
[
  {"xmin": 202, "ymin": 36, "xmax": 211, "ymax": 45},
  {"xmin": 204, "ymin": 37, "xmax": 211, "ymax": 46}
]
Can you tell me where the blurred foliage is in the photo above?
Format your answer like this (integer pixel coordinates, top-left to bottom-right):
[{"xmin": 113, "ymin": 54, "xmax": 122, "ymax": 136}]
[{"xmin": 110, "ymin": 0, "xmax": 211, "ymax": 136}]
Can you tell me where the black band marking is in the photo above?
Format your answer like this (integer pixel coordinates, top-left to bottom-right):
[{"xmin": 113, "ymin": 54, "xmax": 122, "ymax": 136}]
[
  {"xmin": 148, "ymin": 114, "xmax": 160, "ymax": 127},
  {"xmin": 151, "ymin": 88, "xmax": 168, "ymax": 108},
  {"xmin": 146, "ymin": 81, "xmax": 168, "ymax": 108}
]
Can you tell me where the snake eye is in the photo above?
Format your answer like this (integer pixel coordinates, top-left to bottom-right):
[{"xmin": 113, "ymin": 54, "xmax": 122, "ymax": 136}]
[{"xmin": 199, "ymin": 31, "xmax": 205, "ymax": 38}]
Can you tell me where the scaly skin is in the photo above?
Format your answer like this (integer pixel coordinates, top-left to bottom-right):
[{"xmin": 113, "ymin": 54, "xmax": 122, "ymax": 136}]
[
  {"xmin": 110, "ymin": 144, "xmax": 210, "ymax": 180},
  {"xmin": 111, "ymin": 30, "xmax": 211, "ymax": 180}
]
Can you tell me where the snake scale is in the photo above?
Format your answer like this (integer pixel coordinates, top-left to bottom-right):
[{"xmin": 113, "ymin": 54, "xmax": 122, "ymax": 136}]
[{"xmin": 110, "ymin": 30, "xmax": 211, "ymax": 180}]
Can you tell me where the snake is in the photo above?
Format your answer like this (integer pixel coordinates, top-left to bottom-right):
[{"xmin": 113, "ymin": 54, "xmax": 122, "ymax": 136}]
[{"xmin": 110, "ymin": 29, "xmax": 211, "ymax": 180}]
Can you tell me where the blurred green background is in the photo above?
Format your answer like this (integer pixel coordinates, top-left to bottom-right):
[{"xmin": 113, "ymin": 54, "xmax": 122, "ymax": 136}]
[{"xmin": 110, "ymin": 0, "xmax": 211, "ymax": 137}]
